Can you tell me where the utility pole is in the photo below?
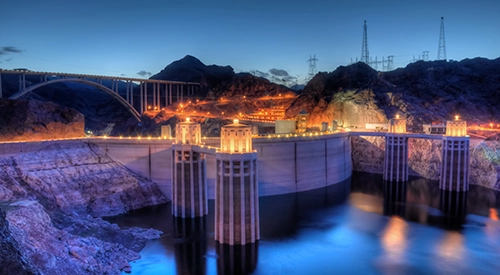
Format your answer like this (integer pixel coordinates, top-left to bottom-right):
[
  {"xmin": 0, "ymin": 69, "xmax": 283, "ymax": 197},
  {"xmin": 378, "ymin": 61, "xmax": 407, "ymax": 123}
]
[{"xmin": 437, "ymin": 17, "xmax": 447, "ymax": 60}]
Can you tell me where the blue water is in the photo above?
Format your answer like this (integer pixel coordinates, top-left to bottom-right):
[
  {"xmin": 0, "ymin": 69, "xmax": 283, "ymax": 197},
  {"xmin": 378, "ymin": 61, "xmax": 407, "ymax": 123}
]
[{"xmin": 107, "ymin": 172, "xmax": 500, "ymax": 274}]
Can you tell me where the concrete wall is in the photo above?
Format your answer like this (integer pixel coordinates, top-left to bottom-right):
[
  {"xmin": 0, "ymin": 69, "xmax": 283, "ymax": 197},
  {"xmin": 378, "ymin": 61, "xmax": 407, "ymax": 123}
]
[
  {"xmin": 0, "ymin": 133, "xmax": 353, "ymax": 200},
  {"xmin": 88, "ymin": 138, "xmax": 173, "ymax": 197},
  {"xmin": 254, "ymin": 133, "xmax": 352, "ymax": 196}
]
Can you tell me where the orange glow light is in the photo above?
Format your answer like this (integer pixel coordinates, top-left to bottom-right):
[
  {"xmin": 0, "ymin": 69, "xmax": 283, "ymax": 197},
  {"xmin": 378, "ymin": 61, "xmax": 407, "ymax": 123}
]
[{"xmin": 490, "ymin": 208, "xmax": 499, "ymax": 221}]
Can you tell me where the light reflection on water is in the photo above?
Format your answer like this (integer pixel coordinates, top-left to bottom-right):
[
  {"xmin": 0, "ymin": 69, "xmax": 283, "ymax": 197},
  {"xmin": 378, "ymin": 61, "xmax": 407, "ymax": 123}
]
[{"xmin": 106, "ymin": 172, "xmax": 500, "ymax": 274}]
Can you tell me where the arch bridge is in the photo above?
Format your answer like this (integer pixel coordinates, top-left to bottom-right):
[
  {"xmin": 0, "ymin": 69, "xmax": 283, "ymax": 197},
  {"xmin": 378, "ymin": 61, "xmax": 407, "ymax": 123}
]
[{"xmin": 0, "ymin": 69, "xmax": 201, "ymax": 121}]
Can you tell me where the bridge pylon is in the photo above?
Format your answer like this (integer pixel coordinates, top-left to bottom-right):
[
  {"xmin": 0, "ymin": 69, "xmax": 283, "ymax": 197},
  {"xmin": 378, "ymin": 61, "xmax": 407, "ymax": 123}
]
[
  {"xmin": 171, "ymin": 118, "xmax": 208, "ymax": 218},
  {"xmin": 384, "ymin": 115, "xmax": 409, "ymax": 182},
  {"xmin": 439, "ymin": 116, "xmax": 469, "ymax": 191},
  {"xmin": 215, "ymin": 119, "xmax": 259, "ymax": 245}
]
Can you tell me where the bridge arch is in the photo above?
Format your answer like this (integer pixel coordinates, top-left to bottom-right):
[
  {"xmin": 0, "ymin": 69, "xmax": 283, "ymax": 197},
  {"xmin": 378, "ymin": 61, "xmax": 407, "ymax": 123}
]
[{"xmin": 8, "ymin": 78, "xmax": 141, "ymax": 121}]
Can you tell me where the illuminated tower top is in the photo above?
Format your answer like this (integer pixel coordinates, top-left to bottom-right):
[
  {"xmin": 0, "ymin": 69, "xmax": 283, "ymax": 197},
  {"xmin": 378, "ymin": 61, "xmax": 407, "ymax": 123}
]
[
  {"xmin": 175, "ymin": 117, "xmax": 201, "ymax": 145},
  {"xmin": 389, "ymin": 114, "xmax": 406, "ymax": 133},
  {"xmin": 220, "ymin": 119, "xmax": 253, "ymax": 153},
  {"xmin": 445, "ymin": 115, "xmax": 467, "ymax": 137}
]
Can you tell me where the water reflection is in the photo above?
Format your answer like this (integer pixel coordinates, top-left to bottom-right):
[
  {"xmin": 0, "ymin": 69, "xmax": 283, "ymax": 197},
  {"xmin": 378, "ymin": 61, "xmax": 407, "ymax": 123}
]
[
  {"xmin": 173, "ymin": 217, "xmax": 207, "ymax": 275},
  {"xmin": 382, "ymin": 181, "xmax": 407, "ymax": 217},
  {"xmin": 381, "ymin": 216, "xmax": 408, "ymax": 261},
  {"xmin": 490, "ymin": 208, "xmax": 499, "ymax": 221},
  {"xmin": 105, "ymin": 172, "xmax": 500, "ymax": 274},
  {"xmin": 216, "ymin": 243, "xmax": 258, "ymax": 275},
  {"xmin": 439, "ymin": 191, "xmax": 467, "ymax": 230},
  {"xmin": 351, "ymin": 173, "xmax": 476, "ymax": 231}
]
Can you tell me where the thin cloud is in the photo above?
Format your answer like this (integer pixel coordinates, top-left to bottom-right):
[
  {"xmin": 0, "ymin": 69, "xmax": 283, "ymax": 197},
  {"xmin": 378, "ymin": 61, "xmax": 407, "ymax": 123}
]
[
  {"xmin": 137, "ymin": 70, "xmax": 152, "ymax": 77},
  {"xmin": 0, "ymin": 46, "xmax": 23, "ymax": 55},
  {"xmin": 269, "ymin": 68, "xmax": 289, "ymax": 77},
  {"xmin": 120, "ymin": 73, "xmax": 126, "ymax": 76},
  {"xmin": 253, "ymin": 70, "xmax": 270, "ymax": 78}
]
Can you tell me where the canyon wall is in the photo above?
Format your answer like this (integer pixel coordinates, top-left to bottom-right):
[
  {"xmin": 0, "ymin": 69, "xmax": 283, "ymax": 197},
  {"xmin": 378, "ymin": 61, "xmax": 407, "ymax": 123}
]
[{"xmin": 0, "ymin": 139, "xmax": 168, "ymax": 274}]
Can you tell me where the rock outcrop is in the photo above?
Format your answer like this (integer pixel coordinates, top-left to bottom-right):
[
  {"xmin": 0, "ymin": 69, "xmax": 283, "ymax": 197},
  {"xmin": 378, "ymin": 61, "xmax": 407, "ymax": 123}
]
[
  {"xmin": 0, "ymin": 207, "xmax": 39, "ymax": 275},
  {"xmin": 3, "ymin": 201, "xmax": 160, "ymax": 275},
  {"xmin": 0, "ymin": 140, "xmax": 168, "ymax": 274},
  {"xmin": 0, "ymin": 99, "xmax": 84, "ymax": 142},
  {"xmin": 0, "ymin": 140, "xmax": 167, "ymax": 217}
]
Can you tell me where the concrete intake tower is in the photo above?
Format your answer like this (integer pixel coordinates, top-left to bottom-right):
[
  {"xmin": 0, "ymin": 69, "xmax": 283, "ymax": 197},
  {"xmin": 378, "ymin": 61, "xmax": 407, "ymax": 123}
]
[
  {"xmin": 171, "ymin": 118, "xmax": 208, "ymax": 218},
  {"xmin": 215, "ymin": 120, "xmax": 259, "ymax": 245}
]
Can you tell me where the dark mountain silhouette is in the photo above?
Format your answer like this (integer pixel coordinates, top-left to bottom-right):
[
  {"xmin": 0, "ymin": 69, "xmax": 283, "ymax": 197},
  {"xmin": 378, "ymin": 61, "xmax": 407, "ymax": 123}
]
[{"xmin": 149, "ymin": 55, "xmax": 235, "ymax": 94}]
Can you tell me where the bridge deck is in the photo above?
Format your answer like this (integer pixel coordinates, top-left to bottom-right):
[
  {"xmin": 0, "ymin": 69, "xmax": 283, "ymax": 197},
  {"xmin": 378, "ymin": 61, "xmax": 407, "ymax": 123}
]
[{"xmin": 0, "ymin": 69, "xmax": 200, "ymax": 85}]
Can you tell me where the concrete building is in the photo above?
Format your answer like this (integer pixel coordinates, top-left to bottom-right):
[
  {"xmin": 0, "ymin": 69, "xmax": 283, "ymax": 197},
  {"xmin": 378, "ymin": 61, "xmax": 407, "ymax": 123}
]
[
  {"xmin": 331, "ymin": 120, "xmax": 338, "ymax": 131},
  {"xmin": 296, "ymin": 110, "xmax": 309, "ymax": 133},
  {"xmin": 275, "ymin": 120, "xmax": 296, "ymax": 134},
  {"xmin": 423, "ymin": 124, "xmax": 446, "ymax": 134},
  {"xmin": 365, "ymin": 123, "xmax": 389, "ymax": 131},
  {"xmin": 384, "ymin": 116, "xmax": 408, "ymax": 182},
  {"xmin": 215, "ymin": 120, "xmax": 259, "ymax": 245},
  {"xmin": 171, "ymin": 118, "xmax": 208, "ymax": 218},
  {"xmin": 161, "ymin": 125, "xmax": 172, "ymax": 139},
  {"xmin": 440, "ymin": 117, "xmax": 469, "ymax": 191},
  {"xmin": 321, "ymin": 122, "xmax": 328, "ymax": 132}
]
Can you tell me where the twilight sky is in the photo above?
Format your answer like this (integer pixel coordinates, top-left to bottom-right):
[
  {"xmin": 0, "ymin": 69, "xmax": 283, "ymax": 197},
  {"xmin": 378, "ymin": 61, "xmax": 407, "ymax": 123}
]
[{"xmin": 1, "ymin": 0, "xmax": 499, "ymax": 83}]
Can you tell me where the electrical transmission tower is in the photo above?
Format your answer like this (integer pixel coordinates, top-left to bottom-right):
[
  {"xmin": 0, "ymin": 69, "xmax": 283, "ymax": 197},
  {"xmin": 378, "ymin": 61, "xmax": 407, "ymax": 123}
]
[
  {"xmin": 350, "ymin": 20, "xmax": 394, "ymax": 71},
  {"xmin": 422, "ymin": 51, "xmax": 429, "ymax": 61},
  {"xmin": 361, "ymin": 20, "xmax": 369, "ymax": 63},
  {"xmin": 307, "ymin": 54, "xmax": 318, "ymax": 82},
  {"xmin": 437, "ymin": 17, "xmax": 447, "ymax": 60}
]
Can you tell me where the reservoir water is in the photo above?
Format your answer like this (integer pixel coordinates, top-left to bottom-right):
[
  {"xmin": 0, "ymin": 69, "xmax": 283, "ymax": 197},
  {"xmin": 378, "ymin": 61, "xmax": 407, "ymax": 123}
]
[{"xmin": 107, "ymin": 172, "xmax": 500, "ymax": 274}]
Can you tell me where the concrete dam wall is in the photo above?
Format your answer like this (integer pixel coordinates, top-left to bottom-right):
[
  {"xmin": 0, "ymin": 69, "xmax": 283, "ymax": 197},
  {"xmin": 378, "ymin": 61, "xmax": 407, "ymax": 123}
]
[{"xmin": 88, "ymin": 133, "xmax": 353, "ymax": 199}]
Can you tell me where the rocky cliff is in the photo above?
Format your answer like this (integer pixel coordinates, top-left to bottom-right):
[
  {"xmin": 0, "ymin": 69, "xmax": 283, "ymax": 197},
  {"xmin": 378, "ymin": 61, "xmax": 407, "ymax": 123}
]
[
  {"xmin": 289, "ymin": 58, "xmax": 500, "ymax": 129},
  {"xmin": 0, "ymin": 207, "xmax": 39, "ymax": 275},
  {"xmin": 0, "ymin": 140, "xmax": 168, "ymax": 274},
  {"xmin": 0, "ymin": 99, "xmax": 84, "ymax": 142},
  {"xmin": 352, "ymin": 136, "xmax": 500, "ymax": 191}
]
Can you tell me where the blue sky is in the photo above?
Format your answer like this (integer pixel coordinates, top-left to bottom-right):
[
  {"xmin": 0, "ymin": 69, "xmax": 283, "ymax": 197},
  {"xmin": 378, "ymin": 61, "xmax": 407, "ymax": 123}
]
[{"xmin": 1, "ymin": 0, "xmax": 499, "ymax": 83}]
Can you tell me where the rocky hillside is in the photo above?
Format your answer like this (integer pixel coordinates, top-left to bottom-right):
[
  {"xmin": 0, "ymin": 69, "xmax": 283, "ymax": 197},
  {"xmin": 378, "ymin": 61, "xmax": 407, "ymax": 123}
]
[
  {"xmin": 287, "ymin": 57, "xmax": 500, "ymax": 129},
  {"xmin": 207, "ymin": 73, "xmax": 296, "ymax": 99},
  {"xmin": 0, "ymin": 99, "xmax": 84, "ymax": 142},
  {"xmin": 0, "ymin": 140, "xmax": 168, "ymax": 274},
  {"xmin": 112, "ymin": 72, "xmax": 297, "ymax": 137}
]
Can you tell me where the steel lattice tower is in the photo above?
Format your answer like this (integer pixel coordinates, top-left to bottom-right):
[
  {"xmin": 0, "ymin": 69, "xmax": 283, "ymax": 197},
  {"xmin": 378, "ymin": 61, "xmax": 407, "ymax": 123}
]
[
  {"xmin": 307, "ymin": 54, "xmax": 318, "ymax": 82},
  {"xmin": 361, "ymin": 20, "xmax": 369, "ymax": 63},
  {"xmin": 437, "ymin": 17, "xmax": 447, "ymax": 60}
]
